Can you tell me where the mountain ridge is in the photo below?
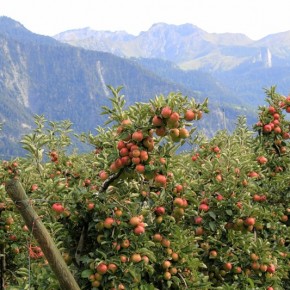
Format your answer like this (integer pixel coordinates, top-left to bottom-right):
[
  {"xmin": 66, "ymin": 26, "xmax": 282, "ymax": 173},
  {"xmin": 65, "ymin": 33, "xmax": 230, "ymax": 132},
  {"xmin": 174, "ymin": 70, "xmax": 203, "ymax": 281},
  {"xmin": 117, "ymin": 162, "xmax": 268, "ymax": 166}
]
[
  {"xmin": 54, "ymin": 22, "xmax": 290, "ymax": 71},
  {"xmin": 1, "ymin": 17, "xmax": 251, "ymax": 158}
]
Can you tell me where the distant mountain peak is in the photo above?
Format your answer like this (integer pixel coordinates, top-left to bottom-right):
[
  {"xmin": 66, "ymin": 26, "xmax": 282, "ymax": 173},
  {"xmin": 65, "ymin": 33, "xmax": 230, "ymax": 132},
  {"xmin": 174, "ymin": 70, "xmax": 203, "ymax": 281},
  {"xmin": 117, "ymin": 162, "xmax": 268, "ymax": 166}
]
[
  {"xmin": 148, "ymin": 22, "xmax": 205, "ymax": 36},
  {"xmin": 0, "ymin": 15, "xmax": 62, "ymax": 46},
  {"xmin": 0, "ymin": 16, "xmax": 29, "ymax": 34}
]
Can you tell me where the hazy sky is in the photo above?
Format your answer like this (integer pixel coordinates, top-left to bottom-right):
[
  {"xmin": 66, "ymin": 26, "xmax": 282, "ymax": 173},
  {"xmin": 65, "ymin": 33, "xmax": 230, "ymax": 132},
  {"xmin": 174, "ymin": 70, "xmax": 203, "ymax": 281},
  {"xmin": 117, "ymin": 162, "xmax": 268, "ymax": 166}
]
[{"xmin": 1, "ymin": 0, "xmax": 290, "ymax": 40}]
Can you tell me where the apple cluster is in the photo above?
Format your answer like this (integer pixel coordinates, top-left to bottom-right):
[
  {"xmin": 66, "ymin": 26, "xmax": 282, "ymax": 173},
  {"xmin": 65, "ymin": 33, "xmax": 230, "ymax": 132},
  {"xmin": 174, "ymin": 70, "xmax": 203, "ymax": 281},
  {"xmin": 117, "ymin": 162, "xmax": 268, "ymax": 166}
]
[
  {"xmin": 107, "ymin": 120, "xmax": 153, "ymax": 175},
  {"xmin": 151, "ymin": 106, "xmax": 202, "ymax": 142}
]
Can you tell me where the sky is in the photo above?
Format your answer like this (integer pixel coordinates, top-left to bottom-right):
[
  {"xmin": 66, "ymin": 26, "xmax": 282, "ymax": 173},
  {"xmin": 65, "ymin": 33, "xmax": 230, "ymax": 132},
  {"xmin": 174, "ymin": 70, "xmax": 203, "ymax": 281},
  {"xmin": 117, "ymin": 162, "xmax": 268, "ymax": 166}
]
[{"xmin": 1, "ymin": 0, "xmax": 290, "ymax": 40}]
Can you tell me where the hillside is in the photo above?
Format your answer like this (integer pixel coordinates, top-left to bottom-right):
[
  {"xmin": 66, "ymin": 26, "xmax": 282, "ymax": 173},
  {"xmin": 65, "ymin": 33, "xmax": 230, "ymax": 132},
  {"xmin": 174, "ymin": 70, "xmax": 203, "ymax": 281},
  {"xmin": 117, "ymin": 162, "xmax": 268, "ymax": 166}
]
[{"xmin": 0, "ymin": 17, "xmax": 254, "ymax": 158}]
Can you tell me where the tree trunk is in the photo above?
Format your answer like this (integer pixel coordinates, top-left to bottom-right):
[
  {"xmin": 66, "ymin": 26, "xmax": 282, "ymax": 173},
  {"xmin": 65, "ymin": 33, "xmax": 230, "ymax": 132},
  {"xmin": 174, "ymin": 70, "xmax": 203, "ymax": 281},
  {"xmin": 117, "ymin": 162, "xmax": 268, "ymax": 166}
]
[{"xmin": 5, "ymin": 179, "xmax": 80, "ymax": 290}]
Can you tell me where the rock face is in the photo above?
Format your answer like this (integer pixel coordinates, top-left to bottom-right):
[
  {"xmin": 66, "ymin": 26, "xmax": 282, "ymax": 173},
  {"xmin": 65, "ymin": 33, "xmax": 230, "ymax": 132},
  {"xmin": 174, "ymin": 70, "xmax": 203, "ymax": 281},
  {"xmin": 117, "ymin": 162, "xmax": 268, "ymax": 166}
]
[{"xmin": 253, "ymin": 47, "xmax": 272, "ymax": 68}]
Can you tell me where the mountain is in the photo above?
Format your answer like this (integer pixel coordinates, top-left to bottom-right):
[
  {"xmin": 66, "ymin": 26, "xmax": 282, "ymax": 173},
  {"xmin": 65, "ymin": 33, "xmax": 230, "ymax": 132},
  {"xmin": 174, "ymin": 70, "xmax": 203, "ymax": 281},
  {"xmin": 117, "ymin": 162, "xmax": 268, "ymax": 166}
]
[
  {"xmin": 54, "ymin": 22, "xmax": 290, "ymax": 71},
  {"xmin": 0, "ymin": 17, "xmax": 252, "ymax": 158},
  {"xmin": 54, "ymin": 23, "xmax": 256, "ymax": 71},
  {"xmin": 54, "ymin": 22, "xmax": 290, "ymax": 106}
]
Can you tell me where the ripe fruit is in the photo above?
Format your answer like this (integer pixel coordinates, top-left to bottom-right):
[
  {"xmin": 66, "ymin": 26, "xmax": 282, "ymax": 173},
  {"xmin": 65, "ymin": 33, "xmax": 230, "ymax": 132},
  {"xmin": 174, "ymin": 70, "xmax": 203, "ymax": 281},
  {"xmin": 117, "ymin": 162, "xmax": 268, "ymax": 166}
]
[
  {"xmin": 117, "ymin": 140, "xmax": 126, "ymax": 150},
  {"xmin": 121, "ymin": 119, "xmax": 132, "ymax": 127},
  {"xmin": 99, "ymin": 170, "xmax": 109, "ymax": 180},
  {"xmin": 155, "ymin": 127, "xmax": 166, "ymax": 137},
  {"xmin": 121, "ymin": 239, "xmax": 130, "ymax": 248},
  {"xmin": 114, "ymin": 209, "xmax": 123, "ymax": 217},
  {"xmin": 260, "ymin": 264, "xmax": 268, "ymax": 272},
  {"xmin": 263, "ymin": 124, "xmax": 272, "ymax": 133},
  {"xmin": 171, "ymin": 252, "xmax": 179, "ymax": 261},
  {"xmin": 135, "ymin": 164, "xmax": 145, "ymax": 173},
  {"xmin": 233, "ymin": 266, "xmax": 242, "ymax": 274},
  {"xmin": 96, "ymin": 262, "xmax": 108, "ymax": 274},
  {"xmin": 248, "ymin": 171, "xmax": 259, "ymax": 178},
  {"xmin": 87, "ymin": 203, "xmax": 95, "ymax": 211},
  {"xmin": 23, "ymin": 225, "xmax": 29, "ymax": 232},
  {"xmin": 194, "ymin": 216, "xmax": 203, "ymax": 224},
  {"xmin": 223, "ymin": 262, "xmax": 232, "ymax": 271},
  {"xmin": 199, "ymin": 203, "xmax": 209, "ymax": 212},
  {"xmin": 132, "ymin": 131, "xmax": 143, "ymax": 142},
  {"xmin": 253, "ymin": 194, "xmax": 261, "ymax": 202},
  {"xmin": 119, "ymin": 147, "xmax": 129, "ymax": 157},
  {"xmin": 251, "ymin": 262, "xmax": 260, "ymax": 271},
  {"xmin": 191, "ymin": 154, "xmax": 199, "ymax": 161},
  {"xmin": 142, "ymin": 136, "xmax": 154, "ymax": 150},
  {"xmin": 216, "ymin": 194, "xmax": 223, "ymax": 201},
  {"xmin": 161, "ymin": 106, "xmax": 172, "ymax": 118},
  {"xmin": 161, "ymin": 238, "xmax": 170, "ymax": 248},
  {"xmin": 140, "ymin": 150, "xmax": 149, "ymax": 161},
  {"xmin": 91, "ymin": 281, "xmax": 101, "ymax": 287},
  {"xmin": 268, "ymin": 106, "xmax": 276, "ymax": 114},
  {"xmin": 131, "ymin": 157, "xmax": 141, "ymax": 165},
  {"xmin": 129, "ymin": 216, "xmax": 141, "ymax": 227},
  {"xmin": 195, "ymin": 227, "xmax": 204, "ymax": 236},
  {"xmin": 104, "ymin": 217, "xmax": 115, "ymax": 229},
  {"xmin": 134, "ymin": 225, "xmax": 145, "ymax": 235},
  {"xmin": 109, "ymin": 162, "xmax": 118, "ymax": 173},
  {"xmin": 174, "ymin": 184, "xmax": 183, "ymax": 193},
  {"xmin": 274, "ymin": 126, "xmax": 281, "ymax": 134},
  {"xmin": 31, "ymin": 184, "xmax": 38, "ymax": 191},
  {"xmin": 162, "ymin": 260, "xmax": 171, "ymax": 269},
  {"xmin": 179, "ymin": 128, "xmax": 189, "ymax": 138},
  {"xmin": 108, "ymin": 263, "xmax": 118, "ymax": 273},
  {"xmin": 280, "ymin": 215, "xmax": 288, "ymax": 222},
  {"xmin": 152, "ymin": 233, "xmax": 163, "ymax": 242},
  {"xmin": 132, "ymin": 149, "xmax": 140, "ymax": 157},
  {"xmin": 173, "ymin": 197, "xmax": 184, "ymax": 207},
  {"xmin": 155, "ymin": 206, "xmax": 166, "ymax": 215},
  {"xmin": 120, "ymin": 255, "xmax": 128, "ymax": 263},
  {"xmin": 154, "ymin": 174, "xmax": 167, "ymax": 186},
  {"xmin": 170, "ymin": 128, "xmax": 179, "ymax": 138},
  {"xmin": 163, "ymin": 271, "xmax": 171, "ymax": 280},
  {"xmin": 209, "ymin": 250, "xmax": 218, "ymax": 258},
  {"xmin": 215, "ymin": 174, "xmax": 223, "ymax": 182},
  {"xmin": 244, "ymin": 217, "xmax": 256, "ymax": 226},
  {"xmin": 170, "ymin": 267, "xmax": 178, "ymax": 275},
  {"xmin": 196, "ymin": 111, "xmax": 203, "ymax": 120},
  {"xmin": 256, "ymin": 156, "xmax": 268, "ymax": 164},
  {"xmin": 184, "ymin": 110, "xmax": 195, "ymax": 121},
  {"xmin": 169, "ymin": 112, "xmax": 180, "ymax": 123},
  {"xmin": 152, "ymin": 115, "xmax": 163, "ymax": 126},
  {"xmin": 130, "ymin": 253, "xmax": 142, "ymax": 263},
  {"xmin": 250, "ymin": 253, "xmax": 259, "ymax": 261},
  {"xmin": 267, "ymin": 264, "xmax": 276, "ymax": 273},
  {"xmin": 51, "ymin": 203, "xmax": 64, "ymax": 214},
  {"xmin": 212, "ymin": 146, "xmax": 220, "ymax": 153}
]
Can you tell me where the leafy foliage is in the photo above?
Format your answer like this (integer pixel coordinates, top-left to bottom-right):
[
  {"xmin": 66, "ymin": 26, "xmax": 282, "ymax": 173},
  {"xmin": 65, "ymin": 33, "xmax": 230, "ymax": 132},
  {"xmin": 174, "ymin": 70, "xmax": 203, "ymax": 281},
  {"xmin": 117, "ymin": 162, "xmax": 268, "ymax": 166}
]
[{"xmin": 0, "ymin": 87, "xmax": 289, "ymax": 289}]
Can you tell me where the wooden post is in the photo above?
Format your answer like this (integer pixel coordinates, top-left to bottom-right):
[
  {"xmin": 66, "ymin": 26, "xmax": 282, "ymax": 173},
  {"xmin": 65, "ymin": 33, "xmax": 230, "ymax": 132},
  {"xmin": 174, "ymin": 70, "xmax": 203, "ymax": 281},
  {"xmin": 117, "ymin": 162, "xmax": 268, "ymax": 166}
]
[
  {"xmin": 0, "ymin": 206, "xmax": 6, "ymax": 290},
  {"xmin": 0, "ymin": 243, "xmax": 4, "ymax": 290},
  {"xmin": 5, "ymin": 179, "xmax": 80, "ymax": 290}
]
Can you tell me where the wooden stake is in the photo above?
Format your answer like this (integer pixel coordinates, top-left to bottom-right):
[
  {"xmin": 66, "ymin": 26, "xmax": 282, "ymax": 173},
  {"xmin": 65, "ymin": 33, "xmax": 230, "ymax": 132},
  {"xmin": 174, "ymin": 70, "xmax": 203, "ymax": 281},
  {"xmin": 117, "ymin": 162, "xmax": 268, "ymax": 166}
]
[{"xmin": 5, "ymin": 179, "xmax": 80, "ymax": 290}]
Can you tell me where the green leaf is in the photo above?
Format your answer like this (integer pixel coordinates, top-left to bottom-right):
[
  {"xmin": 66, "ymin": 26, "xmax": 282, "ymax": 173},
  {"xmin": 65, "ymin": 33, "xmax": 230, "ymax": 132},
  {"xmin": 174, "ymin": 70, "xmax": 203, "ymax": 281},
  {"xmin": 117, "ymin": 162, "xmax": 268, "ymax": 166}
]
[
  {"xmin": 208, "ymin": 211, "xmax": 216, "ymax": 220},
  {"xmin": 81, "ymin": 269, "xmax": 94, "ymax": 278},
  {"xmin": 138, "ymin": 248, "xmax": 156, "ymax": 263},
  {"xmin": 246, "ymin": 277, "xmax": 255, "ymax": 288},
  {"xmin": 171, "ymin": 276, "xmax": 180, "ymax": 285},
  {"xmin": 209, "ymin": 221, "xmax": 216, "ymax": 231}
]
